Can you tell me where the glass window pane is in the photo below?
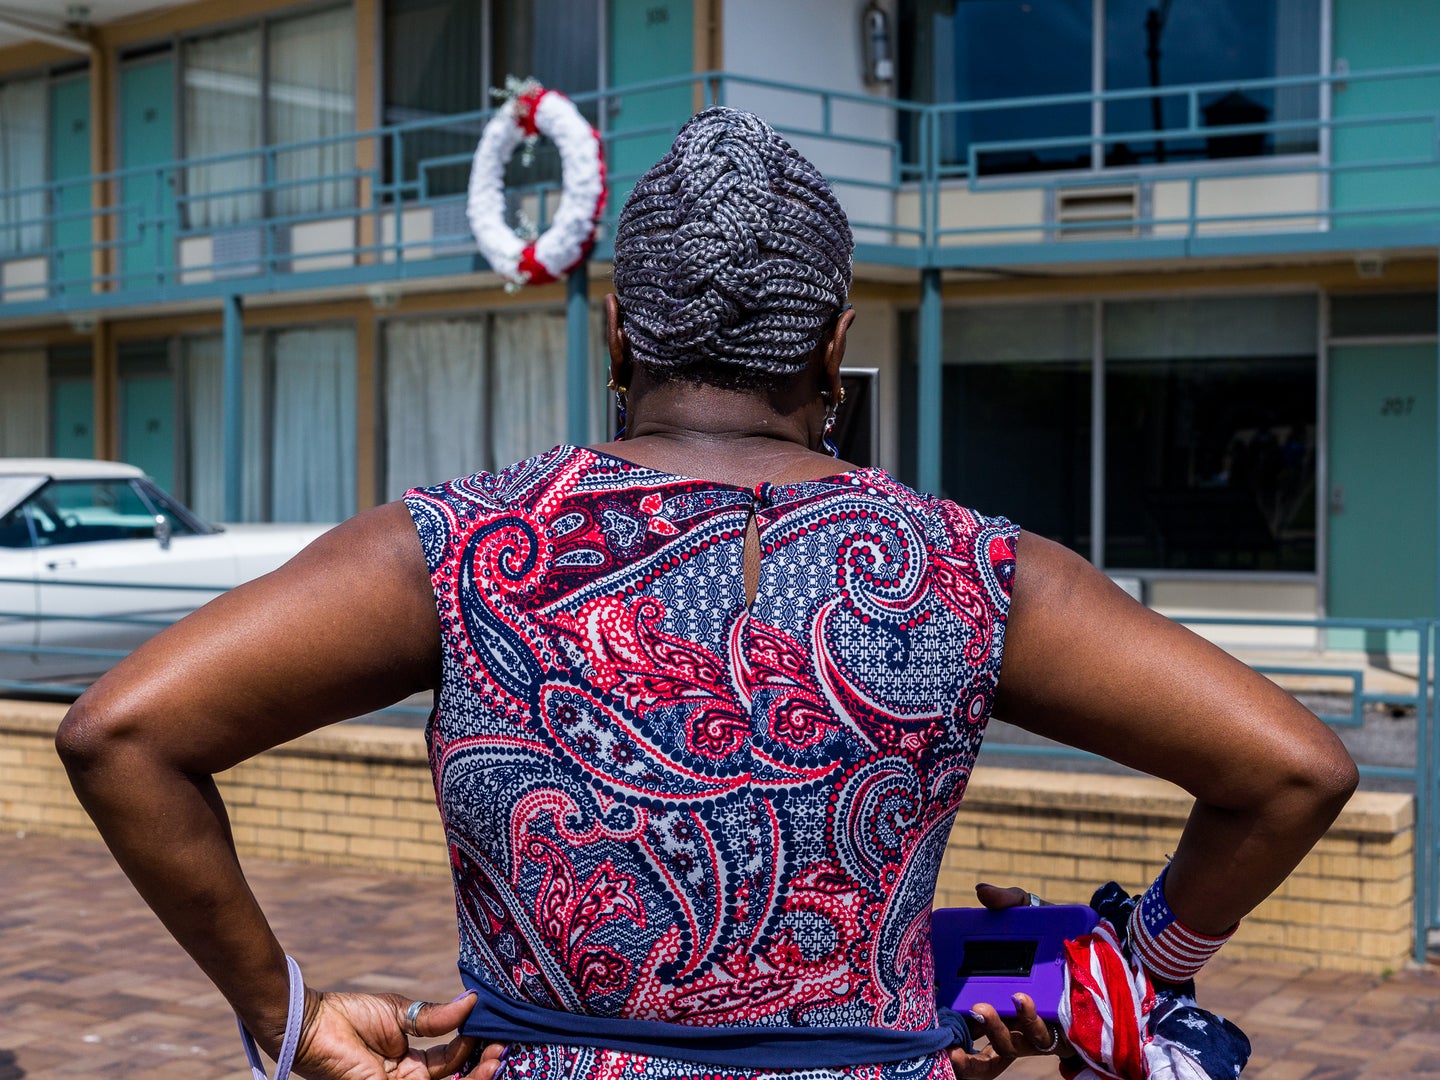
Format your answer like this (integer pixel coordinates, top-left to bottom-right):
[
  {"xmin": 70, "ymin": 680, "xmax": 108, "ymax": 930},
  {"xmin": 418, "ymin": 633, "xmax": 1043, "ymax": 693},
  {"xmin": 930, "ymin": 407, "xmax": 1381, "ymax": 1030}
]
[
  {"xmin": 384, "ymin": 0, "xmax": 488, "ymax": 199},
  {"xmin": 1103, "ymin": 0, "xmax": 1320, "ymax": 167},
  {"xmin": 1330, "ymin": 292, "xmax": 1439, "ymax": 339},
  {"xmin": 183, "ymin": 26, "xmax": 263, "ymax": 227},
  {"xmin": 33, "ymin": 480, "xmax": 156, "ymax": 544},
  {"xmin": 900, "ymin": 0, "xmax": 1092, "ymax": 174},
  {"xmin": 0, "ymin": 76, "xmax": 47, "ymax": 255},
  {"xmin": 269, "ymin": 6, "xmax": 356, "ymax": 216},
  {"xmin": 494, "ymin": 0, "xmax": 600, "ymax": 192},
  {"xmin": 270, "ymin": 326, "xmax": 356, "ymax": 523},
  {"xmin": 1103, "ymin": 296, "xmax": 1318, "ymax": 571},
  {"xmin": 901, "ymin": 304, "xmax": 1093, "ymax": 555}
]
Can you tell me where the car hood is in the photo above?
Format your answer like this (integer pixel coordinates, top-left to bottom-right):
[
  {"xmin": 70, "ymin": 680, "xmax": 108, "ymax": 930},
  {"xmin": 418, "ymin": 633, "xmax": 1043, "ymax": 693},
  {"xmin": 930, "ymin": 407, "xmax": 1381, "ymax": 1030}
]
[{"xmin": 214, "ymin": 522, "xmax": 335, "ymax": 548}]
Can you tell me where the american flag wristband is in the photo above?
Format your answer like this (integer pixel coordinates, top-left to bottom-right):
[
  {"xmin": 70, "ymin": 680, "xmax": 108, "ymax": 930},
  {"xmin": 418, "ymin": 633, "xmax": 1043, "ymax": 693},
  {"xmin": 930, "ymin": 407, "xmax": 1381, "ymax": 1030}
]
[{"xmin": 1127, "ymin": 865, "xmax": 1236, "ymax": 983}]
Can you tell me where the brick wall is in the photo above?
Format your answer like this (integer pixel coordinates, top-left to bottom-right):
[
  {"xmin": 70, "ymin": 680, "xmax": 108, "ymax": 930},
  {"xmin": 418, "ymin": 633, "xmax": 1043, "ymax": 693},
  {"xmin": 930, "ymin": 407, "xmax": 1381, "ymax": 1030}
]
[{"xmin": 1, "ymin": 701, "xmax": 1415, "ymax": 972}]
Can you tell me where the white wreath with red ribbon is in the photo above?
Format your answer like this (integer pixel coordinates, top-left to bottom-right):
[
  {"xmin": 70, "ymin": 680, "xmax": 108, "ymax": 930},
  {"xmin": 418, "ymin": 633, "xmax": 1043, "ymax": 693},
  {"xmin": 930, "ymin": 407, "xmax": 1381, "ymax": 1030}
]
[{"xmin": 466, "ymin": 81, "xmax": 607, "ymax": 288}]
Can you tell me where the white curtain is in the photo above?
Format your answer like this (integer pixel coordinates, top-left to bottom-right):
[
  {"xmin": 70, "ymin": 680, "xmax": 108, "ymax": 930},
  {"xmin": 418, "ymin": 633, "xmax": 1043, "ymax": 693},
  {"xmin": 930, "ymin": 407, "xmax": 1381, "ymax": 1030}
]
[
  {"xmin": 271, "ymin": 326, "xmax": 356, "ymax": 522},
  {"xmin": 383, "ymin": 318, "xmax": 489, "ymax": 499},
  {"xmin": 0, "ymin": 350, "xmax": 49, "ymax": 455},
  {"xmin": 183, "ymin": 334, "xmax": 266, "ymax": 522},
  {"xmin": 269, "ymin": 6, "xmax": 356, "ymax": 217},
  {"xmin": 0, "ymin": 77, "xmax": 46, "ymax": 255},
  {"xmin": 183, "ymin": 27, "xmax": 263, "ymax": 227},
  {"xmin": 489, "ymin": 310, "xmax": 568, "ymax": 468}
]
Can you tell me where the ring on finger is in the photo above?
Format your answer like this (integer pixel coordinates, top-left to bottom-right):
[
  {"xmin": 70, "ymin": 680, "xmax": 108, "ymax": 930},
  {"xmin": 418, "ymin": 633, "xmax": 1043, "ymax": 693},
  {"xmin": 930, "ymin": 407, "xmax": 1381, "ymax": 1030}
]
[
  {"xmin": 404, "ymin": 999, "xmax": 427, "ymax": 1030},
  {"xmin": 1030, "ymin": 1024, "xmax": 1060, "ymax": 1054}
]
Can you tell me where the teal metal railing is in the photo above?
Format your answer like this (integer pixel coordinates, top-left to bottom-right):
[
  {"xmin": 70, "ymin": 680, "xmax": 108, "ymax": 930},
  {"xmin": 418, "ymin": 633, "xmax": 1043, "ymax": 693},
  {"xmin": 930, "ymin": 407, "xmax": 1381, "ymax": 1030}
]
[
  {"xmin": 4, "ymin": 65, "xmax": 1440, "ymax": 310},
  {"xmin": 1, "ymin": 586, "xmax": 1435, "ymax": 960}
]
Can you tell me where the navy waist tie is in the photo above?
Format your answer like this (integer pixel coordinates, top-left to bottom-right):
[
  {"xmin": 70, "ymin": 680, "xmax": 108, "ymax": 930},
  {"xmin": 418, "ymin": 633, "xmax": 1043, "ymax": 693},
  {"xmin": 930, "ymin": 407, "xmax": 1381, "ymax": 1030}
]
[{"xmin": 457, "ymin": 966, "xmax": 973, "ymax": 1068}]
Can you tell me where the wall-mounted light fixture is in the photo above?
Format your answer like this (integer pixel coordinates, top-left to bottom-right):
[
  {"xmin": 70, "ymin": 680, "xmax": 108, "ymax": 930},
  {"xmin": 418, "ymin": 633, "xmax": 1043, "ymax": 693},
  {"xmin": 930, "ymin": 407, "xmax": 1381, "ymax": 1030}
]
[{"xmin": 862, "ymin": 1, "xmax": 894, "ymax": 85}]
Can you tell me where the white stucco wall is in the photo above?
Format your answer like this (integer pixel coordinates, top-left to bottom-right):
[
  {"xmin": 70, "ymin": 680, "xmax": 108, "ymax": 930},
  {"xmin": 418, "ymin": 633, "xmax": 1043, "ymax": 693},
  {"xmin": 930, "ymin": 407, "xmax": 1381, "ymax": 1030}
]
[{"xmin": 721, "ymin": 0, "xmax": 901, "ymax": 241}]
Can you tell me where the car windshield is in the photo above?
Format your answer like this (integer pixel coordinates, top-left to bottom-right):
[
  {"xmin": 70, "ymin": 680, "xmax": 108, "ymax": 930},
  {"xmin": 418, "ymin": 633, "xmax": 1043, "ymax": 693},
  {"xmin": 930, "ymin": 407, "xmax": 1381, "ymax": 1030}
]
[{"xmin": 28, "ymin": 480, "xmax": 201, "ymax": 546}]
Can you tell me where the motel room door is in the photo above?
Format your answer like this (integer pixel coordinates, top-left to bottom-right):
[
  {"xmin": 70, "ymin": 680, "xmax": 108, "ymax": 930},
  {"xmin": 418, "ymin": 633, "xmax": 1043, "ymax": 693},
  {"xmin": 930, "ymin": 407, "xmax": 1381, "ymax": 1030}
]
[
  {"xmin": 1327, "ymin": 343, "xmax": 1437, "ymax": 644},
  {"xmin": 607, "ymin": 0, "xmax": 694, "ymax": 204},
  {"xmin": 119, "ymin": 55, "xmax": 176, "ymax": 290}
]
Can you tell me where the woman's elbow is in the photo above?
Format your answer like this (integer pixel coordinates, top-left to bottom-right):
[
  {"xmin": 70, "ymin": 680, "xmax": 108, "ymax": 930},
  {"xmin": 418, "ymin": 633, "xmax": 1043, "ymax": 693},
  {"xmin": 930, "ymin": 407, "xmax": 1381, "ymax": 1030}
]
[
  {"xmin": 1277, "ymin": 728, "xmax": 1359, "ymax": 825},
  {"xmin": 54, "ymin": 694, "xmax": 138, "ymax": 785}
]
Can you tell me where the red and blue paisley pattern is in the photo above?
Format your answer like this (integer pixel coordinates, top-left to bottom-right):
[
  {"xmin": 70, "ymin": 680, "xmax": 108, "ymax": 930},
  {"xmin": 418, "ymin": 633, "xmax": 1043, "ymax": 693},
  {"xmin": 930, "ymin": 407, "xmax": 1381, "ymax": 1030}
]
[{"xmin": 405, "ymin": 446, "xmax": 1018, "ymax": 1080}]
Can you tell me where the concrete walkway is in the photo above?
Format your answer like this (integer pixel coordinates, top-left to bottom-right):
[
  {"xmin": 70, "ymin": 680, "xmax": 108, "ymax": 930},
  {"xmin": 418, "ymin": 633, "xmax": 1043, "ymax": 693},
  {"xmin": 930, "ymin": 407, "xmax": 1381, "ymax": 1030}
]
[{"xmin": 1, "ymin": 832, "xmax": 1437, "ymax": 1079}]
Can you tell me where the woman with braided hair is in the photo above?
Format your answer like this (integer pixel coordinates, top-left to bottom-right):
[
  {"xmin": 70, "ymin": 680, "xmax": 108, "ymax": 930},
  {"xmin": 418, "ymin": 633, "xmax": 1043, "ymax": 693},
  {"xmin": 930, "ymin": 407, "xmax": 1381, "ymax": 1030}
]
[{"xmin": 58, "ymin": 108, "xmax": 1355, "ymax": 1080}]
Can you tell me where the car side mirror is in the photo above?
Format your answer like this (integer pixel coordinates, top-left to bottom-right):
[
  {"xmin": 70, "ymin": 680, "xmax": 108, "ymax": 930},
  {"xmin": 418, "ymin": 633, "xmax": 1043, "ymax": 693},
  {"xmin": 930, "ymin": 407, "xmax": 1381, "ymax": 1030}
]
[{"xmin": 154, "ymin": 514, "xmax": 172, "ymax": 551}]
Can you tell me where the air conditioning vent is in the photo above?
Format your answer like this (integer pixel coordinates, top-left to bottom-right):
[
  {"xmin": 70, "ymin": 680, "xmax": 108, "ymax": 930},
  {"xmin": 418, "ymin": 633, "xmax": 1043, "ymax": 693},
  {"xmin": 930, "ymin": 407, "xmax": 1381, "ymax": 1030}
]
[{"xmin": 1053, "ymin": 186, "xmax": 1140, "ymax": 240}]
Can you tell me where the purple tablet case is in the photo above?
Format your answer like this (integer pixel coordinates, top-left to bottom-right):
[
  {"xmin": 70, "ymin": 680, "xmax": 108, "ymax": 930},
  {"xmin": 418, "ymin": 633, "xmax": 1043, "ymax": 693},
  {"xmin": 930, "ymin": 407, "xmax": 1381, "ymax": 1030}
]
[{"xmin": 931, "ymin": 904, "xmax": 1099, "ymax": 1023}]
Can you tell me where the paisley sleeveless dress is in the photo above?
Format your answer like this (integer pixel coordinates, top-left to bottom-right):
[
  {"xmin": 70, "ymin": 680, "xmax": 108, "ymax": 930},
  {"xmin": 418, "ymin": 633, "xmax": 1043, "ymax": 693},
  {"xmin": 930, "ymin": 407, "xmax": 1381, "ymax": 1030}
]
[{"xmin": 404, "ymin": 445, "xmax": 1019, "ymax": 1080}]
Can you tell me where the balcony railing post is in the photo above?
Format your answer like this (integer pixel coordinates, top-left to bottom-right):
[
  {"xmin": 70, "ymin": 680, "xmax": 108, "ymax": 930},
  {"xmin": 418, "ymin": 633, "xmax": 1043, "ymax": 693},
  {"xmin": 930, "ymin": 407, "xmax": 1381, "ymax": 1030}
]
[
  {"xmin": 917, "ymin": 267, "xmax": 942, "ymax": 495},
  {"xmin": 566, "ymin": 261, "xmax": 591, "ymax": 446},
  {"xmin": 223, "ymin": 294, "xmax": 245, "ymax": 524}
]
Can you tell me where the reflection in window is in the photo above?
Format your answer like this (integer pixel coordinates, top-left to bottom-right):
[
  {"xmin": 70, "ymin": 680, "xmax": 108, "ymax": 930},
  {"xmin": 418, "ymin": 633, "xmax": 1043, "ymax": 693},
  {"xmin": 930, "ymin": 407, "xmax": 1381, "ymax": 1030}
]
[
  {"xmin": 1103, "ymin": 0, "xmax": 1319, "ymax": 166},
  {"xmin": 1104, "ymin": 296, "xmax": 1317, "ymax": 571},
  {"xmin": 898, "ymin": 0, "xmax": 1320, "ymax": 174},
  {"xmin": 900, "ymin": 304, "xmax": 1093, "ymax": 555},
  {"xmin": 900, "ymin": 0, "xmax": 1091, "ymax": 175}
]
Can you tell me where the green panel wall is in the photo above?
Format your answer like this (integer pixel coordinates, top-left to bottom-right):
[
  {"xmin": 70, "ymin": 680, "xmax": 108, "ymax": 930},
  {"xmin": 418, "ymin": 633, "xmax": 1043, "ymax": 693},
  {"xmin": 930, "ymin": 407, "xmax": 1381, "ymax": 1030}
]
[
  {"xmin": 1327, "ymin": 344, "xmax": 1436, "ymax": 650},
  {"xmin": 607, "ymin": 0, "xmax": 694, "ymax": 206},
  {"xmin": 119, "ymin": 58, "xmax": 176, "ymax": 289},
  {"xmin": 1331, "ymin": 0, "xmax": 1440, "ymax": 226},
  {"xmin": 49, "ymin": 76, "xmax": 91, "ymax": 296}
]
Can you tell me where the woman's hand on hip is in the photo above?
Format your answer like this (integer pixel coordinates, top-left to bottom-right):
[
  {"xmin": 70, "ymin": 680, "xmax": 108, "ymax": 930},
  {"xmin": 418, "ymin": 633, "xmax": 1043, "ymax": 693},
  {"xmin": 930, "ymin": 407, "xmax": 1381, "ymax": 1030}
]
[
  {"xmin": 292, "ymin": 989, "xmax": 477, "ymax": 1079},
  {"xmin": 946, "ymin": 881, "xmax": 1075, "ymax": 1078},
  {"xmin": 948, "ymin": 994, "xmax": 1069, "ymax": 1080}
]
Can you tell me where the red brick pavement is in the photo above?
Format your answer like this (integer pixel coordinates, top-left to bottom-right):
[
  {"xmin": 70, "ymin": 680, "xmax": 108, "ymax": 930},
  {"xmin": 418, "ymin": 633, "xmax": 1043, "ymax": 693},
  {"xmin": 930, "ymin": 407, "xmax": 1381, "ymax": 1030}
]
[{"xmin": 1, "ymin": 832, "xmax": 1437, "ymax": 1079}]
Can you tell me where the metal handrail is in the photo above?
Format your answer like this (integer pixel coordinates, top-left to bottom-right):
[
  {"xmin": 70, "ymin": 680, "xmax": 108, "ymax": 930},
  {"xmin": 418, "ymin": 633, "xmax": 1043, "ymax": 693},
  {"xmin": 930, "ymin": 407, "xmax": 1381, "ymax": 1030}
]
[
  {"xmin": 0, "ymin": 596, "xmax": 1432, "ymax": 956},
  {"xmin": 6, "ymin": 64, "xmax": 1440, "ymax": 305}
]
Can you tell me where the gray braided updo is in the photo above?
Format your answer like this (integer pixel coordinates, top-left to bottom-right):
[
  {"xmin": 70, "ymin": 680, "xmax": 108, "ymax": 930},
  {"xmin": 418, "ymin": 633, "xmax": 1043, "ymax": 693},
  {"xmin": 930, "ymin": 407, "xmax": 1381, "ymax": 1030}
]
[{"xmin": 612, "ymin": 108, "xmax": 854, "ymax": 383}]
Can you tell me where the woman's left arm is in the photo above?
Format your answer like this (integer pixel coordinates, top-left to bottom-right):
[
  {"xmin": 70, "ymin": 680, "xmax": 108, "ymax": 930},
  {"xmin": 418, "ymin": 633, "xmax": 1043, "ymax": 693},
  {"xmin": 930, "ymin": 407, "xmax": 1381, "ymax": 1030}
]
[{"xmin": 56, "ymin": 502, "xmax": 476, "ymax": 1079}]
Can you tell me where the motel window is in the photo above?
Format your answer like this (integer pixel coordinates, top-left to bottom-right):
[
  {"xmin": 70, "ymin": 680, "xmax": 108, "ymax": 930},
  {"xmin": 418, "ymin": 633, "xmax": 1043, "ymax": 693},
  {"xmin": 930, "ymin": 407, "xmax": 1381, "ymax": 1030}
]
[
  {"xmin": 182, "ymin": 5, "xmax": 356, "ymax": 229},
  {"xmin": 182, "ymin": 326, "xmax": 357, "ymax": 523},
  {"xmin": 900, "ymin": 294, "xmax": 1317, "ymax": 574},
  {"xmin": 899, "ymin": 0, "xmax": 1321, "ymax": 174},
  {"xmin": 380, "ymin": 308, "xmax": 606, "ymax": 498},
  {"xmin": 383, "ymin": 0, "xmax": 600, "ymax": 198},
  {"xmin": 0, "ymin": 76, "xmax": 46, "ymax": 255}
]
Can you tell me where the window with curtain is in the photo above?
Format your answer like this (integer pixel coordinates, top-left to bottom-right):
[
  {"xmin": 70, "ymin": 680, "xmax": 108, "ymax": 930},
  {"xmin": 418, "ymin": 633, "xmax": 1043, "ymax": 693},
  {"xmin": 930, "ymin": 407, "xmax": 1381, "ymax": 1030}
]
[
  {"xmin": 182, "ymin": 326, "xmax": 355, "ymax": 523},
  {"xmin": 382, "ymin": 310, "xmax": 579, "ymax": 496},
  {"xmin": 383, "ymin": 318, "xmax": 490, "ymax": 499},
  {"xmin": 899, "ymin": 303, "xmax": 1093, "ymax": 554},
  {"xmin": 183, "ymin": 333, "xmax": 266, "ymax": 523},
  {"xmin": 0, "ymin": 76, "xmax": 47, "ymax": 255},
  {"xmin": 0, "ymin": 350, "xmax": 50, "ymax": 455},
  {"xmin": 382, "ymin": 0, "xmax": 599, "ymax": 198},
  {"xmin": 182, "ymin": 6, "xmax": 354, "ymax": 228},
  {"xmin": 1104, "ymin": 295, "xmax": 1317, "ymax": 571},
  {"xmin": 898, "ymin": 0, "xmax": 1320, "ymax": 173}
]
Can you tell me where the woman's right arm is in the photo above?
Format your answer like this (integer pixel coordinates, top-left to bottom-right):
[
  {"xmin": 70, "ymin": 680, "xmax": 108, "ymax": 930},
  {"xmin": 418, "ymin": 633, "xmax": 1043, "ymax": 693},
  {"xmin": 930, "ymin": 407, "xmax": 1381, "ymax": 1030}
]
[
  {"xmin": 55, "ymin": 502, "xmax": 483, "ymax": 1079},
  {"xmin": 992, "ymin": 530, "xmax": 1359, "ymax": 945}
]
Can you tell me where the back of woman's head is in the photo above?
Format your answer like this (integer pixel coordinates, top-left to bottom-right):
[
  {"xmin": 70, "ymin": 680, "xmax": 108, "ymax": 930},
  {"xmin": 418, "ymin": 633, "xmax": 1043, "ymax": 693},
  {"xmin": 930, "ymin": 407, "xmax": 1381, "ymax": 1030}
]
[{"xmin": 612, "ymin": 108, "xmax": 854, "ymax": 384}]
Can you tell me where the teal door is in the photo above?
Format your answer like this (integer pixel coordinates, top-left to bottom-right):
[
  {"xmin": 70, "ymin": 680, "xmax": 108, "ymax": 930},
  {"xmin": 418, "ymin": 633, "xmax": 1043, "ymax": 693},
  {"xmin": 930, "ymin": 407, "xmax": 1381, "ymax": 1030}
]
[
  {"xmin": 1331, "ymin": 0, "xmax": 1440, "ymax": 227},
  {"xmin": 120, "ymin": 376, "xmax": 176, "ymax": 491},
  {"xmin": 119, "ymin": 57, "xmax": 176, "ymax": 289},
  {"xmin": 1327, "ymin": 344, "xmax": 1437, "ymax": 648},
  {"xmin": 51, "ymin": 381, "xmax": 95, "ymax": 459},
  {"xmin": 607, "ymin": 0, "xmax": 694, "ymax": 205},
  {"xmin": 49, "ymin": 76, "xmax": 91, "ymax": 296}
]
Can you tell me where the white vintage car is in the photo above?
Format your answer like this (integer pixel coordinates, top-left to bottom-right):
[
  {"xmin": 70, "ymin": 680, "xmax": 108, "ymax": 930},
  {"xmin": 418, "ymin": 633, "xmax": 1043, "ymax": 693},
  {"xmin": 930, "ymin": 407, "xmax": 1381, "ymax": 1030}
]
[{"xmin": 0, "ymin": 459, "xmax": 332, "ymax": 691}]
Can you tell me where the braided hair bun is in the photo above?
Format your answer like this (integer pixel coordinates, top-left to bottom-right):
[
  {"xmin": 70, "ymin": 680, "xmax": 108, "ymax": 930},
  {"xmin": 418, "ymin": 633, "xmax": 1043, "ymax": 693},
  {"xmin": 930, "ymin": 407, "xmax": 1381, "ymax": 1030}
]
[{"xmin": 612, "ymin": 108, "xmax": 854, "ymax": 381}]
